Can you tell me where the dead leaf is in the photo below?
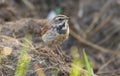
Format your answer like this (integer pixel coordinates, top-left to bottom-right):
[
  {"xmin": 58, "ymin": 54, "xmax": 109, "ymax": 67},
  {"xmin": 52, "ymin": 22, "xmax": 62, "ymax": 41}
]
[{"xmin": 2, "ymin": 47, "xmax": 12, "ymax": 56}]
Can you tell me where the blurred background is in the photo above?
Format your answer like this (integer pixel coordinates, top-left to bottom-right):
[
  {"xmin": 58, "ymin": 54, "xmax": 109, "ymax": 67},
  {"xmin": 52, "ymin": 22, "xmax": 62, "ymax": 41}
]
[{"xmin": 0, "ymin": 0, "xmax": 120, "ymax": 76}]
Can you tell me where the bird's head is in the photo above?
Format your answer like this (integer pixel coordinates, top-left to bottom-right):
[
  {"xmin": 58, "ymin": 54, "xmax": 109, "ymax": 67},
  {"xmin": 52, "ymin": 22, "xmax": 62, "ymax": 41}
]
[{"xmin": 50, "ymin": 15, "xmax": 70, "ymax": 34}]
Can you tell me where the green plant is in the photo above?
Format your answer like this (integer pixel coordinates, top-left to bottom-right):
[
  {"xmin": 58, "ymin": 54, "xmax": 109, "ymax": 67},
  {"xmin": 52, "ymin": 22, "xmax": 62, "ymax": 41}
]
[
  {"xmin": 70, "ymin": 46, "xmax": 84, "ymax": 76},
  {"xmin": 14, "ymin": 35, "xmax": 31, "ymax": 76},
  {"xmin": 83, "ymin": 49, "xmax": 92, "ymax": 76},
  {"xmin": 70, "ymin": 46, "xmax": 93, "ymax": 76}
]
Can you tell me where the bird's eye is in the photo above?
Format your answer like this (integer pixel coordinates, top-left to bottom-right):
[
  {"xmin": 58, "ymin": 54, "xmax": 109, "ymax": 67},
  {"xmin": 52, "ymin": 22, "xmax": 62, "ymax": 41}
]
[
  {"xmin": 58, "ymin": 18, "xmax": 63, "ymax": 21},
  {"xmin": 55, "ymin": 17, "xmax": 64, "ymax": 21}
]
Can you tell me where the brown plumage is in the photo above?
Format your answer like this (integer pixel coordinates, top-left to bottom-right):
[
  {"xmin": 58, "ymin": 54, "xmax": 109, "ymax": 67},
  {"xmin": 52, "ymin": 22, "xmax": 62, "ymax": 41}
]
[{"xmin": 42, "ymin": 15, "xmax": 70, "ymax": 46}]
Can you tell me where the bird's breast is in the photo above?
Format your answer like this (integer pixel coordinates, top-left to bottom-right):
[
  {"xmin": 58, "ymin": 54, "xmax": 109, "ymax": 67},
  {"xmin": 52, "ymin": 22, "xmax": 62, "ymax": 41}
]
[{"xmin": 42, "ymin": 27, "xmax": 69, "ymax": 46}]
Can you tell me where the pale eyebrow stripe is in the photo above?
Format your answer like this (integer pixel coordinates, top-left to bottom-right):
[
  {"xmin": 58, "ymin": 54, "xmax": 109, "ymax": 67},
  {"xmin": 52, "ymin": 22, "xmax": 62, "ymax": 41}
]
[
  {"xmin": 56, "ymin": 15, "xmax": 67, "ymax": 18},
  {"xmin": 55, "ymin": 17, "xmax": 64, "ymax": 20}
]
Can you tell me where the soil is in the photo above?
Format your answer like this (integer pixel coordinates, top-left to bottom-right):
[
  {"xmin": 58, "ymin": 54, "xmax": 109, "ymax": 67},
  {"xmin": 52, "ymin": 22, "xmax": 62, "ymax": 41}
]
[{"xmin": 0, "ymin": 0, "xmax": 120, "ymax": 76}]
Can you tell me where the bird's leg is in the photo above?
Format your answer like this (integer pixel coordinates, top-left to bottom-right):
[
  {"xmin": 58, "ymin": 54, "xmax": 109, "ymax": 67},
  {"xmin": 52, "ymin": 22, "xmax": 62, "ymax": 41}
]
[
  {"xmin": 55, "ymin": 45, "xmax": 64, "ymax": 59},
  {"xmin": 58, "ymin": 45, "xmax": 63, "ymax": 54}
]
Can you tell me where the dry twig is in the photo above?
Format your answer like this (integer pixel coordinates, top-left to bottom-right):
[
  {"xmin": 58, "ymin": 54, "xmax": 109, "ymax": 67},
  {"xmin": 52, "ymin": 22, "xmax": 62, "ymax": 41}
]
[{"xmin": 70, "ymin": 29, "xmax": 113, "ymax": 53}]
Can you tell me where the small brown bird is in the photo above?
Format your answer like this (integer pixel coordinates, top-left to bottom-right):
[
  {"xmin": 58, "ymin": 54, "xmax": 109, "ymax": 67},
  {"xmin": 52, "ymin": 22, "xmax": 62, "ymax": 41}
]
[{"xmin": 42, "ymin": 15, "xmax": 70, "ymax": 46}]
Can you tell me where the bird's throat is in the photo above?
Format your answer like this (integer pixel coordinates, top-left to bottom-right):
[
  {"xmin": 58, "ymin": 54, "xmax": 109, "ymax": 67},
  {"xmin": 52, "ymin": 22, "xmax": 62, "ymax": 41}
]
[{"xmin": 56, "ymin": 22, "xmax": 67, "ymax": 34}]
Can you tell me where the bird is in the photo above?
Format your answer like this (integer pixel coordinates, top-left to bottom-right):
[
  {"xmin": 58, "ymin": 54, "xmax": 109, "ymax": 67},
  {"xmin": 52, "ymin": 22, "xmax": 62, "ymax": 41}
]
[
  {"xmin": 42, "ymin": 15, "xmax": 70, "ymax": 46},
  {"xmin": 42, "ymin": 15, "xmax": 70, "ymax": 56}
]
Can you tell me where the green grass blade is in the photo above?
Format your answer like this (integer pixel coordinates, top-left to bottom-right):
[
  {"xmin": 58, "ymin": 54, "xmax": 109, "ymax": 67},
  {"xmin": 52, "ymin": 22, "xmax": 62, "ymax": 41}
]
[
  {"xmin": 83, "ymin": 49, "xmax": 92, "ymax": 76},
  {"xmin": 14, "ymin": 35, "xmax": 31, "ymax": 76}
]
